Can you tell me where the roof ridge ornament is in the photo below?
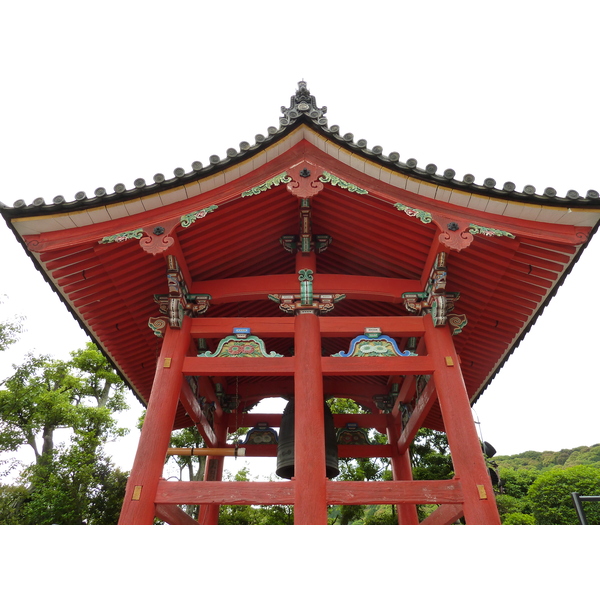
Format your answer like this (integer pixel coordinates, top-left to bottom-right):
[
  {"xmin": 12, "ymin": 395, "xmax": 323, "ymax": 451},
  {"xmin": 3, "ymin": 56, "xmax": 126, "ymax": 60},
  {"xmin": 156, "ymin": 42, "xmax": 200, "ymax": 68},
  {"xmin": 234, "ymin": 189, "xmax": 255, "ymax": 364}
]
[{"xmin": 280, "ymin": 81, "xmax": 328, "ymax": 126}]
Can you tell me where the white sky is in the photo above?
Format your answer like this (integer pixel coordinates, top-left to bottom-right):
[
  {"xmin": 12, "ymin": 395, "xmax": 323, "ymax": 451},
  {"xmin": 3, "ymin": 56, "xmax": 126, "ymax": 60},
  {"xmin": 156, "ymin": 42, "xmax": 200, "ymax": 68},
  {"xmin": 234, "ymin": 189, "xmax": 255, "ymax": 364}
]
[
  {"xmin": 3, "ymin": 0, "xmax": 600, "ymax": 590},
  {"xmin": 0, "ymin": 1, "xmax": 599, "ymax": 484}
]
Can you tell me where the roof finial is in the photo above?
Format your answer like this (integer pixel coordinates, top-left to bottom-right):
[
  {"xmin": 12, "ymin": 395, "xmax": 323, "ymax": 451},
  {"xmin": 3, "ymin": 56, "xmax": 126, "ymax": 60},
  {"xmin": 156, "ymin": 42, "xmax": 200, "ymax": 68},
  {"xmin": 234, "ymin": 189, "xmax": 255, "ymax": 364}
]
[{"xmin": 280, "ymin": 81, "xmax": 327, "ymax": 126}]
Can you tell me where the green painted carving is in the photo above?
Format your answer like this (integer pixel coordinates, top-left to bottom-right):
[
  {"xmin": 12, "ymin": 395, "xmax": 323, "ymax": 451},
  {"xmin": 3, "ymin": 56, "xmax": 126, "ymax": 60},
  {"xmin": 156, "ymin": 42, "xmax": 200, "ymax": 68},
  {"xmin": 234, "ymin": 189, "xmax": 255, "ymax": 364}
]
[
  {"xmin": 199, "ymin": 335, "xmax": 283, "ymax": 358},
  {"xmin": 298, "ymin": 269, "xmax": 314, "ymax": 282},
  {"xmin": 241, "ymin": 172, "xmax": 292, "ymax": 197},
  {"xmin": 319, "ymin": 171, "xmax": 368, "ymax": 194},
  {"xmin": 332, "ymin": 334, "xmax": 416, "ymax": 357},
  {"xmin": 469, "ymin": 224, "xmax": 515, "ymax": 239},
  {"xmin": 394, "ymin": 203, "xmax": 433, "ymax": 224},
  {"xmin": 99, "ymin": 228, "xmax": 144, "ymax": 244},
  {"xmin": 180, "ymin": 205, "xmax": 218, "ymax": 227},
  {"xmin": 298, "ymin": 269, "xmax": 314, "ymax": 306},
  {"xmin": 403, "ymin": 251, "xmax": 460, "ymax": 328}
]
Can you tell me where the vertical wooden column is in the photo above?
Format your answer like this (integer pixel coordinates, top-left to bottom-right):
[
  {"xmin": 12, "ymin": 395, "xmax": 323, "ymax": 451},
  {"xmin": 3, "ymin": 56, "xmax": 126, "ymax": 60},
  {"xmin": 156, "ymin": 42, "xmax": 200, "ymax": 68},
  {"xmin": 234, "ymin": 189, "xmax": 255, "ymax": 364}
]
[
  {"xmin": 198, "ymin": 420, "xmax": 227, "ymax": 525},
  {"xmin": 119, "ymin": 319, "xmax": 192, "ymax": 525},
  {"xmin": 424, "ymin": 316, "xmax": 501, "ymax": 524},
  {"xmin": 386, "ymin": 415, "xmax": 419, "ymax": 525},
  {"xmin": 293, "ymin": 309, "xmax": 328, "ymax": 524}
]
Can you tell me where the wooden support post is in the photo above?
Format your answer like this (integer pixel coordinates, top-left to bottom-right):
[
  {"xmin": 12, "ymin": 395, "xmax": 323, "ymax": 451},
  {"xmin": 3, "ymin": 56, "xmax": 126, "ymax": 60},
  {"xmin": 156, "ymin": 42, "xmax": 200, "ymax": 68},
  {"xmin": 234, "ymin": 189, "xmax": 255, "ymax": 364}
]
[
  {"xmin": 198, "ymin": 420, "xmax": 227, "ymax": 525},
  {"xmin": 294, "ymin": 310, "xmax": 328, "ymax": 524},
  {"xmin": 424, "ymin": 316, "xmax": 501, "ymax": 525},
  {"xmin": 119, "ymin": 319, "xmax": 192, "ymax": 525},
  {"xmin": 386, "ymin": 415, "xmax": 419, "ymax": 525}
]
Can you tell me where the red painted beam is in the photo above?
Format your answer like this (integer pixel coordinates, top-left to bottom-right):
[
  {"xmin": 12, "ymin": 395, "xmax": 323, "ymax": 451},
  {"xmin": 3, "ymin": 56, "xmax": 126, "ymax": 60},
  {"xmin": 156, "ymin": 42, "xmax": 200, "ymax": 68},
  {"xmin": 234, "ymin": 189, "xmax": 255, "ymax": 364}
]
[
  {"xmin": 182, "ymin": 355, "xmax": 433, "ymax": 377},
  {"xmin": 189, "ymin": 316, "xmax": 427, "ymax": 338},
  {"xmin": 398, "ymin": 377, "xmax": 439, "ymax": 454},
  {"xmin": 419, "ymin": 503, "xmax": 465, "ymax": 525},
  {"xmin": 321, "ymin": 356, "xmax": 434, "ymax": 376},
  {"xmin": 155, "ymin": 480, "xmax": 296, "ymax": 505},
  {"xmin": 191, "ymin": 274, "xmax": 419, "ymax": 304},
  {"xmin": 154, "ymin": 479, "xmax": 463, "ymax": 506},
  {"xmin": 155, "ymin": 503, "xmax": 200, "ymax": 525},
  {"xmin": 224, "ymin": 413, "xmax": 388, "ymax": 430},
  {"xmin": 179, "ymin": 378, "xmax": 218, "ymax": 447},
  {"xmin": 325, "ymin": 480, "xmax": 463, "ymax": 505},
  {"xmin": 182, "ymin": 356, "xmax": 295, "ymax": 376},
  {"xmin": 232, "ymin": 444, "xmax": 393, "ymax": 458}
]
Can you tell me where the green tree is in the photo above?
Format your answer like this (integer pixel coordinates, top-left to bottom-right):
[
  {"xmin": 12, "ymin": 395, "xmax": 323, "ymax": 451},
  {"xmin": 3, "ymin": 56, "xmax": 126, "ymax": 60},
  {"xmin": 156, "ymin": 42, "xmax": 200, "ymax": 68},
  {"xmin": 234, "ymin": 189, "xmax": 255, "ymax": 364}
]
[
  {"xmin": 410, "ymin": 428, "xmax": 453, "ymax": 481},
  {"xmin": 494, "ymin": 468, "xmax": 538, "ymax": 522},
  {"xmin": 0, "ymin": 299, "xmax": 23, "ymax": 352},
  {"xmin": 0, "ymin": 343, "xmax": 129, "ymax": 524},
  {"xmin": 527, "ymin": 465, "xmax": 600, "ymax": 525},
  {"xmin": 327, "ymin": 397, "xmax": 393, "ymax": 525},
  {"xmin": 502, "ymin": 512, "xmax": 536, "ymax": 525}
]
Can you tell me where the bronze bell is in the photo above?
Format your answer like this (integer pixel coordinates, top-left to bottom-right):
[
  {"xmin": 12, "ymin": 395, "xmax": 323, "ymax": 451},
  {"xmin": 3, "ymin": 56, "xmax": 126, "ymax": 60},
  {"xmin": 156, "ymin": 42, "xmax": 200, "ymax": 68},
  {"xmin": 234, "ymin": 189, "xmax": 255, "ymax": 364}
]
[{"xmin": 276, "ymin": 400, "xmax": 339, "ymax": 479}]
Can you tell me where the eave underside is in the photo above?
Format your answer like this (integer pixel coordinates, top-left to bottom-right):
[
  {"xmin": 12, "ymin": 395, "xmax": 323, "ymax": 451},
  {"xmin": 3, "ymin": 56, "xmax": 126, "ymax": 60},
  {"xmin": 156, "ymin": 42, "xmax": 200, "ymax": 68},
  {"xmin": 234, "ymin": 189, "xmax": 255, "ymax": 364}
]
[{"xmin": 9, "ymin": 140, "xmax": 595, "ymax": 434}]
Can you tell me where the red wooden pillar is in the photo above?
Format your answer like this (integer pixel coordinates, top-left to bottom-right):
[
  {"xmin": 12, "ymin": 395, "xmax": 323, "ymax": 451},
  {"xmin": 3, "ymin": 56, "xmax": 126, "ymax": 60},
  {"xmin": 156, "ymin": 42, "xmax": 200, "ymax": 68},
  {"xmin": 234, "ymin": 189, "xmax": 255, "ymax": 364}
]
[
  {"xmin": 386, "ymin": 415, "xmax": 419, "ymax": 525},
  {"xmin": 119, "ymin": 319, "xmax": 192, "ymax": 525},
  {"xmin": 198, "ymin": 420, "xmax": 227, "ymax": 525},
  {"xmin": 293, "ymin": 309, "xmax": 328, "ymax": 524},
  {"xmin": 424, "ymin": 316, "xmax": 501, "ymax": 524}
]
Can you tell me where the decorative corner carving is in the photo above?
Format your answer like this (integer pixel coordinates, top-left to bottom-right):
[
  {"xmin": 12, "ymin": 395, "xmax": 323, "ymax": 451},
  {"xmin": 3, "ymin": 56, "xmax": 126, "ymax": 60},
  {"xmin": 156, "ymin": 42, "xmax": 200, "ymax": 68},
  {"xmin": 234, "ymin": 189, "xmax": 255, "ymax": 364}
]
[
  {"xmin": 100, "ymin": 205, "xmax": 218, "ymax": 256},
  {"xmin": 319, "ymin": 171, "xmax": 368, "ymax": 195},
  {"xmin": 468, "ymin": 224, "xmax": 515, "ymax": 239},
  {"xmin": 180, "ymin": 205, "xmax": 218, "ymax": 227},
  {"xmin": 438, "ymin": 228, "xmax": 474, "ymax": 252},
  {"xmin": 394, "ymin": 203, "xmax": 432, "ymax": 224},
  {"xmin": 286, "ymin": 164, "xmax": 324, "ymax": 199},
  {"xmin": 241, "ymin": 172, "xmax": 292, "ymax": 197},
  {"xmin": 99, "ymin": 228, "xmax": 145, "ymax": 244}
]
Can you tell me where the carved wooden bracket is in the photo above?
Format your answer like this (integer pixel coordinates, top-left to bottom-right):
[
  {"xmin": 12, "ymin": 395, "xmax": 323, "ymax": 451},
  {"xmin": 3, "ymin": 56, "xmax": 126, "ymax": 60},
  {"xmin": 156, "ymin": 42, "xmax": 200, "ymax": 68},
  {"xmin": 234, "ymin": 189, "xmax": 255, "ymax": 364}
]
[
  {"xmin": 394, "ymin": 203, "xmax": 515, "ymax": 253},
  {"xmin": 99, "ymin": 206, "xmax": 218, "ymax": 256},
  {"xmin": 280, "ymin": 198, "xmax": 332, "ymax": 254},
  {"xmin": 402, "ymin": 252, "xmax": 460, "ymax": 327},
  {"xmin": 286, "ymin": 163, "xmax": 324, "ymax": 199},
  {"xmin": 269, "ymin": 269, "xmax": 345, "ymax": 315},
  {"xmin": 148, "ymin": 255, "xmax": 210, "ymax": 336}
]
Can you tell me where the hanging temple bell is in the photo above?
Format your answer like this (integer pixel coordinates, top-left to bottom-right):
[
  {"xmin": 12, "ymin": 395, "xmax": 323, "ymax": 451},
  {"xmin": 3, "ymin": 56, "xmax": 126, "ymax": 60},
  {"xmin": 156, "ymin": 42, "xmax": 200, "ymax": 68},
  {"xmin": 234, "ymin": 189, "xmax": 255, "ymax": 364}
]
[{"xmin": 276, "ymin": 400, "xmax": 339, "ymax": 479}]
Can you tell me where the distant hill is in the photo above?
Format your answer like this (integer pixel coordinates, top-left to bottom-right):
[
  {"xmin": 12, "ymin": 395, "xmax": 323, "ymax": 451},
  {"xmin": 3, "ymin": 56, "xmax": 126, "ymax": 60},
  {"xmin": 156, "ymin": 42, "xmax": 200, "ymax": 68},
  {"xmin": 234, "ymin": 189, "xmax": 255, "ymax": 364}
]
[{"xmin": 492, "ymin": 444, "xmax": 600, "ymax": 471}]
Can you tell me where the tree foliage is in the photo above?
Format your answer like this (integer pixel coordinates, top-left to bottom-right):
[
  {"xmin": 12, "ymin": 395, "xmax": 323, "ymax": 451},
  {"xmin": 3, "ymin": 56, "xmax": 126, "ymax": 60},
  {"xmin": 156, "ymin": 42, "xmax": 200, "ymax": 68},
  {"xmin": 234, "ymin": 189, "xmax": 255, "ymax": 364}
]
[
  {"xmin": 0, "ymin": 343, "xmax": 129, "ymax": 524},
  {"xmin": 218, "ymin": 466, "xmax": 294, "ymax": 525},
  {"xmin": 410, "ymin": 428, "xmax": 453, "ymax": 481},
  {"xmin": 527, "ymin": 465, "xmax": 600, "ymax": 525},
  {"xmin": 0, "ymin": 299, "xmax": 23, "ymax": 353}
]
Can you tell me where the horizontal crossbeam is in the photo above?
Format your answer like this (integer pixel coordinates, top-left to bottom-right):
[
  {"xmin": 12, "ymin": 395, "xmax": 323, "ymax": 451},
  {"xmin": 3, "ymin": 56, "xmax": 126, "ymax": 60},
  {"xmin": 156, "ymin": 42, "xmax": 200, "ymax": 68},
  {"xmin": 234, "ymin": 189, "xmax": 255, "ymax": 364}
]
[
  {"xmin": 190, "ymin": 316, "xmax": 427, "ymax": 338},
  {"xmin": 154, "ymin": 479, "xmax": 463, "ymax": 506},
  {"xmin": 191, "ymin": 274, "xmax": 420, "ymax": 304},
  {"xmin": 181, "ymin": 355, "xmax": 434, "ymax": 376}
]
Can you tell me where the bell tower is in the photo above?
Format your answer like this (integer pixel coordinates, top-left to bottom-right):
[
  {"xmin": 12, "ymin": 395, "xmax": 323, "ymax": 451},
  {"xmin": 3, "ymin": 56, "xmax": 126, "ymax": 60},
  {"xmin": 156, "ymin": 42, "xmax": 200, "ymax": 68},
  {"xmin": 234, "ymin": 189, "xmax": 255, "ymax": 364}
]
[{"xmin": 3, "ymin": 82, "xmax": 597, "ymax": 525}]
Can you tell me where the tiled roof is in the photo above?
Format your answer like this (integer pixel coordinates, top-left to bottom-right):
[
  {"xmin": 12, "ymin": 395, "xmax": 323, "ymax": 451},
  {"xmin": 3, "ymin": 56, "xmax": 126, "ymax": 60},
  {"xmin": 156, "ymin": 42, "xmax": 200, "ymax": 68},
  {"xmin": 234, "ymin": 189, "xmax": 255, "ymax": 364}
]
[{"xmin": 2, "ymin": 81, "xmax": 598, "ymax": 217}]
